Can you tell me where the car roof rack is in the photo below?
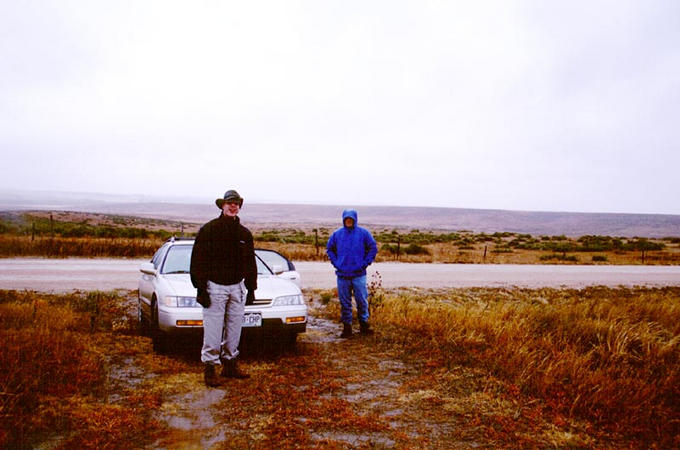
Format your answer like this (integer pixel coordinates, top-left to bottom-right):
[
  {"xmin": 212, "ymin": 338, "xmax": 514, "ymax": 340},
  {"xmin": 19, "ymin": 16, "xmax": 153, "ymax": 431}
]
[{"xmin": 167, "ymin": 236, "xmax": 195, "ymax": 243}]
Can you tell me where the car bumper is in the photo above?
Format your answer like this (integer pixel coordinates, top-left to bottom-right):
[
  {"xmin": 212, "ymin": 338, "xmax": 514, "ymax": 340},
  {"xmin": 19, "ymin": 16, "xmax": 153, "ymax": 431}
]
[{"xmin": 157, "ymin": 305, "xmax": 308, "ymax": 334}]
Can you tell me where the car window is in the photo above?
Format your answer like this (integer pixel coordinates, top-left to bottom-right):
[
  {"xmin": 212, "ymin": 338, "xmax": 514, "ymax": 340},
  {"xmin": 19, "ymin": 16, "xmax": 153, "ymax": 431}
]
[
  {"xmin": 255, "ymin": 255, "xmax": 273, "ymax": 275},
  {"xmin": 255, "ymin": 249, "xmax": 294, "ymax": 273},
  {"xmin": 161, "ymin": 245, "xmax": 192, "ymax": 274},
  {"xmin": 151, "ymin": 244, "xmax": 169, "ymax": 269}
]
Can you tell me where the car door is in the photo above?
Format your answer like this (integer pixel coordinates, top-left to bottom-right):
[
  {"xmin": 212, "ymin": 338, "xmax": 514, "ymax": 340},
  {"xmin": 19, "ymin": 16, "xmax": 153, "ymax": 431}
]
[
  {"xmin": 255, "ymin": 249, "xmax": 301, "ymax": 287},
  {"xmin": 139, "ymin": 244, "xmax": 169, "ymax": 307}
]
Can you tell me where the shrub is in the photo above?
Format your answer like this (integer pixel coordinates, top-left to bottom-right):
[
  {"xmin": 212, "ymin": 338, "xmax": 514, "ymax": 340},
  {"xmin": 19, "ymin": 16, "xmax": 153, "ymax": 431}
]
[
  {"xmin": 404, "ymin": 243, "xmax": 430, "ymax": 255},
  {"xmin": 319, "ymin": 290, "xmax": 334, "ymax": 305},
  {"xmin": 540, "ymin": 253, "xmax": 578, "ymax": 262},
  {"xmin": 541, "ymin": 242, "xmax": 578, "ymax": 253},
  {"xmin": 367, "ymin": 271, "xmax": 384, "ymax": 309},
  {"xmin": 592, "ymin": 255, "xmax": 608, "ymax": 262},
  {"xmin": 1, "ymin": 214, "xmax": 178, "ymax": 241},
  {"xmin": 380, "ymin": 243, "xmax": 399, "ymax": 254},
  {"xmin": 623, "ymin": 238, "xmax": 665, "ymax": 251}
]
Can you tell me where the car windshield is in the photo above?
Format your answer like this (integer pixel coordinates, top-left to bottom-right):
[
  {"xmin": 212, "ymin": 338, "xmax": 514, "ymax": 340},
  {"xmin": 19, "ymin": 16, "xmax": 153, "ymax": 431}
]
[
  {"xmin": 161, "ymin": 245, "xmax": 193, "ymax": 274},
  {"xmin": 161, "ymin": 243, "xmax": 273, "ymax": 276},
  {"xmin": 256, "ymin": 249, "xmax": 294, "ymax": 272}
]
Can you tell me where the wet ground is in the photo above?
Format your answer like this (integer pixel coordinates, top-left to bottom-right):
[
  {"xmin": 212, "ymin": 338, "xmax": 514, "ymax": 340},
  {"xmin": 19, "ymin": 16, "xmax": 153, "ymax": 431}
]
[
  {"xmin": 148, "ymin": 313, "xmax": 361, "ymax": 449},
  {"xmin": 109, "ymin": 307, "xmax": 411, "ymax": 448},
  {"xmin": 101, "ymin": 294, "xmax": 597, "ymax": 449},
  {"xmin": 101, "ymin": 295, "xmax": 458, "ymax": 448}
]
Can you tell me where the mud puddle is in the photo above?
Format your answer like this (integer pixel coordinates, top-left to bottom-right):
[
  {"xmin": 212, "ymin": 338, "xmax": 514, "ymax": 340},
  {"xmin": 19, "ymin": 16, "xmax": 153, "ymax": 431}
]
[
  {"xmin": 105, "ymin": 295, "xmax": 448, "ymax": 448},
  {"xmin": 104, "ymin": 295, "xmax": 579, "ymax": 448}
]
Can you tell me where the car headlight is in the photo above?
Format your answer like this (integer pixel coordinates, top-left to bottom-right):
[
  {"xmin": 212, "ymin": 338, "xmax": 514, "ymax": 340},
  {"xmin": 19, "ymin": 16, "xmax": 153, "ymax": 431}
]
[
  {"xmin": 162, "ymin": 296, "xmax": 198, "ymax": 307},
  {"xmin": 271, "ymin": 294, "xmax": 304, "ymax": 307}
]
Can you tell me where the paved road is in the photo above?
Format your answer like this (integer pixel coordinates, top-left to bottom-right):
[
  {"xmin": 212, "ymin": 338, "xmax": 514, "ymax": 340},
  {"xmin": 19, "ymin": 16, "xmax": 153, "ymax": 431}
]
[{"xmin": 0, "ymin": 258, "xmax": 679, "ymax": 293}]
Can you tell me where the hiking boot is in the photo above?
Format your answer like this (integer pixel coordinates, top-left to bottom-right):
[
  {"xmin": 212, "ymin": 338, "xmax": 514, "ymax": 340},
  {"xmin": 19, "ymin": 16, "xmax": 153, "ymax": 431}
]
[
  {"xmin": 221, "ymin": 358, "xmax": 250, "ymax": 379},
  {"xmin": 340, "ymin": 323, "xmax": 353, "ymax": 339},
  {"xmin": 359, "ymin": 321, "xmax": 374, "ymax": 335},
  {"xmin": 204, "ymin": 364, "xmax": 223, "ymax": 387}
]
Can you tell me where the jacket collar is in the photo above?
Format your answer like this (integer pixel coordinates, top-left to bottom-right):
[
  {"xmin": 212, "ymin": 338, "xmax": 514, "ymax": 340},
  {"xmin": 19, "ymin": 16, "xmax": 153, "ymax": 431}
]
[{"xmin": 218, "ymin": 214, "xmax": 240, "ymax": 225}]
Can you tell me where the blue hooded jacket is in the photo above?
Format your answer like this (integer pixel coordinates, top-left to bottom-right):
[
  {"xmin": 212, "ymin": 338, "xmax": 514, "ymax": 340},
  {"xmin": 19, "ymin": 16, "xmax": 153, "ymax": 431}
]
[{"xmin": 326, "ymin": 209, "xmax": 378, "ymax": 278}]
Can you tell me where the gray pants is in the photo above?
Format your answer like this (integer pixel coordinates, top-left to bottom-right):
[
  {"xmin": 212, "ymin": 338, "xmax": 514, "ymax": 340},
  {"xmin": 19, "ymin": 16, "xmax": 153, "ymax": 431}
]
[{"xmin": 201, "ymin": 280, "xmax": 246, "ymax": 364}]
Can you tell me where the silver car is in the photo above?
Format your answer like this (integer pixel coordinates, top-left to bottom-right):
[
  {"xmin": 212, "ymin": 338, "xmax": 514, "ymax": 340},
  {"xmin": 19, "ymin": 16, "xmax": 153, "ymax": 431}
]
[{"xmin": 138, "ymin": 237, "xmax": 307, "ymax": 352}]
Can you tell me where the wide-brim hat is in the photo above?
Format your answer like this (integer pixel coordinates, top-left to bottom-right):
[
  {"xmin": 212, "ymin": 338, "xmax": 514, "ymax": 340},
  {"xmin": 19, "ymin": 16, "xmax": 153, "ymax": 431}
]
[{"xmin": 216, "ymin": 190, "xmax": 244, "ymax": 208}]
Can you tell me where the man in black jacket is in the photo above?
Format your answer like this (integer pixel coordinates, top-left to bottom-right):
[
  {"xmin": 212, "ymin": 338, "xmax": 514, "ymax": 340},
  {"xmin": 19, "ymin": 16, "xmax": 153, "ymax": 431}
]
[{"xmin": 190, "ymin": 190, "xmax": 257, "ymax": 387}]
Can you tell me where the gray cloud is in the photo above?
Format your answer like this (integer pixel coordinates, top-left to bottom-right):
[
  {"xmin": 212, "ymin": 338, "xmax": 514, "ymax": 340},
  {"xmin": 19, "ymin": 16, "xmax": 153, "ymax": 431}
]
[{"xmin": 1, "ymin": 0, "xmax": 679, "ymax": 214}]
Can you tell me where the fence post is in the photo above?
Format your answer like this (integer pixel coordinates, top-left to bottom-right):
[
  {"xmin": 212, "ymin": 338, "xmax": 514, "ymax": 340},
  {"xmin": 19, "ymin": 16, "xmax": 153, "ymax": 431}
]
[{"xmin": 314, "ymin": 229, "xmax": 319, "ymax": 257}]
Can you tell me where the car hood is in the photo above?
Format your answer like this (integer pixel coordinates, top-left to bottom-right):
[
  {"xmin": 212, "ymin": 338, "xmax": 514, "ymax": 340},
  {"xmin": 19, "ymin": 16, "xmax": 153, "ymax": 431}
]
[
  {"xmin": 254, "ymin": 276, "xmax": 301, "ymax": 298},
  {"xmin": 163, "ymin": 275, "xmax": 199, "ymax": 298},
  {"xmin": 163, "ymin": 274, "xmax": 301, "ymax": 299}
]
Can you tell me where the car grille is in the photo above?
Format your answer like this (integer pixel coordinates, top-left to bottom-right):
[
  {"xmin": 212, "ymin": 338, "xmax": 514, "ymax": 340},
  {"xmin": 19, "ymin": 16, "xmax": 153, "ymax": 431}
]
[{"xmin": 253, "ymin": 298, "xmax": 271, "ymax": 306}]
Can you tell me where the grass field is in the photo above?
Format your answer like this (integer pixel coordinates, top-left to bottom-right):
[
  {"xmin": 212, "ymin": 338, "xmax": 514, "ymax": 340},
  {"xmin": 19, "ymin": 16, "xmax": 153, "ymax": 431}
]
[
  {"xmin": 1, "ymin": 210, "xmax": 679, "ymax": 264},
  {"xmin": 2, "ymin": 286, "xmax": 678, "ymax": 447},
  {"xmin": 363, "ymin": 286, "xmax": 680, "ymax": 446}
]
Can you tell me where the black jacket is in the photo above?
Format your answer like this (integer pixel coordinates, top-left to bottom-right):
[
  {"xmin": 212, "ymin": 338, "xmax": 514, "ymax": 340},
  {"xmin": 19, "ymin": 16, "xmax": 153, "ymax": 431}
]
[{"xmin": 190, "ymin": 214, "xmax": 257, "ymax": 292}]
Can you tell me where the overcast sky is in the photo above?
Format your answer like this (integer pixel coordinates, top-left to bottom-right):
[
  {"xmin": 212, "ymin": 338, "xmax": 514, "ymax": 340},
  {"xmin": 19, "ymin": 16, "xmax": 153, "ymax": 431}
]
[{"xmin": 2, "ymin": 1, "xmax": 679, "ymax": 214}]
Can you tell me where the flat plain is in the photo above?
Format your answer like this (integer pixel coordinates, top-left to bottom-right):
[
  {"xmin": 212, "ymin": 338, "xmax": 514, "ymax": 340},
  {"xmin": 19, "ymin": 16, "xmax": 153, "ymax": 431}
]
[
  {"xmin": 2, "ymin": 193, "xmax": 680, "ymax": 448},
  {"xmin": 3, "ymin": 189, "xmax": 680, "ymax": 237}
]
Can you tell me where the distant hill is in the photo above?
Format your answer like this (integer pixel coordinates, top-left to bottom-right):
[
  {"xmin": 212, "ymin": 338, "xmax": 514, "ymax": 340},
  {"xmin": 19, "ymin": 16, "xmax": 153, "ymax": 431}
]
[{"xmin": 1, "ymin": 189, "xmax": 679, "ymax": 237}]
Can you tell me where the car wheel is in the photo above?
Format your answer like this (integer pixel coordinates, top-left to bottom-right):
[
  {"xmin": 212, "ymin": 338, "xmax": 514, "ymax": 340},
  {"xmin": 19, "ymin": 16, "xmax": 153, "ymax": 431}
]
[
  {"xmin": 151, "ymin": 299, "xmax": 169, "ymax": 354},
  {"xmin": 138, "ymin": 295, "xmax": 149, "ymax": 335},
  {"xmin": 284, "ymin": 331, "xmax": 298, "ymax": 348}
]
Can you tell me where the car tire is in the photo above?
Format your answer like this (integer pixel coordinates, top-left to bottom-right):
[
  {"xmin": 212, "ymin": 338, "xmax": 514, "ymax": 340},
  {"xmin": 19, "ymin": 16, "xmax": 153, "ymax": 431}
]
[
  {"xmin": 151, "ymin": 299, "xmax": 169, "ymax": 354},
  {"xmin": 284, "ymin": 331, "xmax": 298, "ymax": 348},
  {"xmin": 138, "ymin": 295, "xmax": 150, "ymax": 335}
]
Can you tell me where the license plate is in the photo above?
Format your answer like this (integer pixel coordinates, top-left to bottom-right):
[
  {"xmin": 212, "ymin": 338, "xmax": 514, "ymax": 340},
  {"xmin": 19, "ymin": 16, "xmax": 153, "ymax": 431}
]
[{"xmin": 242, "ymin": 313, "xmax": 262, "ymax": 327}]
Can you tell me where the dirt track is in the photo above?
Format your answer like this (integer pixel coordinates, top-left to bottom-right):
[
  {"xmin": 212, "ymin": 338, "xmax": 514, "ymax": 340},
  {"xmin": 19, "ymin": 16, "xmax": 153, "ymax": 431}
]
[
  {"xmin": 0, "ymin": 258, "xmax": 679, "ymax": 292},
  {"xmin": 106, "ymin": 296, "xmax": 606, "ymax": 448}
]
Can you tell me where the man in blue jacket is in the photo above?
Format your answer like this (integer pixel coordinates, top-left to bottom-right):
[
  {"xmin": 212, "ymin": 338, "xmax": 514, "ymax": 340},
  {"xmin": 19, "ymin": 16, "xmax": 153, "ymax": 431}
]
[{"xmin": 326, "ymin": 209, "xmax": 378, "ymax": 338}]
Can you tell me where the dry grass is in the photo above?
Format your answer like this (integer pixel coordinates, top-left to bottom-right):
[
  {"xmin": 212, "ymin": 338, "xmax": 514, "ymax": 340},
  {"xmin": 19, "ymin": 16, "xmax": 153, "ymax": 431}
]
[
  {"xmin": 250, "ymin": 241, "xmax": 680, "ymax": 265},
  {"xmin": 0, "ymin": 290, "xmax": 162, "ymax": 448},
  {"xmin": 3, "ymin": 287, "xmax": 679, "ymax": 447},
  {"xmin": 4, "ymin": 234, "xmax": 677, "ymax": 265},
  {"xmin": 363, "ymin": 286, "xmax": 680, "ymax": 447},
  {"xmin": 3, "ymin": 211, "xmax": 679, "ymax": 264},
  {"xmin": 0, "ymin": 236, "xmax": 163, "ymax": 258}
]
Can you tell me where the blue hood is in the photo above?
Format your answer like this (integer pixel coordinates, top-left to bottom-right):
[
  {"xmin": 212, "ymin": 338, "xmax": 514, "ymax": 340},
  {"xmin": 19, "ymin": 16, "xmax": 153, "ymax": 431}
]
[
  {"xmin": 326, "ymin": 209, "xmax": 377, "ymax": 278},
  {"xmin": 342, "ymin": 209, "xmax": 358, "ymax": 227}
]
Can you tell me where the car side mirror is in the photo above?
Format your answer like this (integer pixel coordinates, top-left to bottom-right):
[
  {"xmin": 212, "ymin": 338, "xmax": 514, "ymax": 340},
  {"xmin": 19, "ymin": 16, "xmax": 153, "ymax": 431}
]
[{"xmin": 140, "ymin": 262, "xmax": 157, "ymax": 276}]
